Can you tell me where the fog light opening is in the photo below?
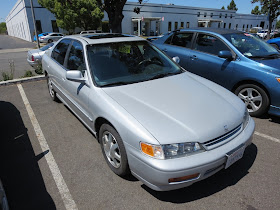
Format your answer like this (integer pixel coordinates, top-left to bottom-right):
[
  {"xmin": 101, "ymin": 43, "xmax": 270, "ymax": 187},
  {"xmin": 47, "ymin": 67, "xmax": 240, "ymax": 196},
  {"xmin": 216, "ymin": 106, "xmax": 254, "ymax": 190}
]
[{"xmin": 168, "ymin": 173, "xmax": 200, "ymax": 183}]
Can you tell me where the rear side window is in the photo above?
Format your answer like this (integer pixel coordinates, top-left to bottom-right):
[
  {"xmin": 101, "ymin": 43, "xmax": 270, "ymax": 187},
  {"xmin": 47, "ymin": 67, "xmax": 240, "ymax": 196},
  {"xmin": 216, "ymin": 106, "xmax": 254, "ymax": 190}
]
[
  {"xmin": 194, "ymin": 34, "xmax": 229, "ymax": 56},
  {"xmin": 165, "ymin": 32, "xmax": 194, "ymax": 49},
  {"xmin": 51, "ymin": 39, "xmax": 71, "ymax": 65},
  {"xmin": 66, "ymin": 41, "xmax": 86, "ymax": 70}
]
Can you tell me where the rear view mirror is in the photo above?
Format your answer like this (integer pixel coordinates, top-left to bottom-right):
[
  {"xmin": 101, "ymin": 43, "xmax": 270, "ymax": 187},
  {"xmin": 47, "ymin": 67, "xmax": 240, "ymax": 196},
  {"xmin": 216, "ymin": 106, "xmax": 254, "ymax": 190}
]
[
  {"xmin": 218, "ymin": 51, "xmax": 233, "ymax": 60},
  {"xmin": 172, "ymin": 56, "xmax": 180, "ymax": 64},
  {"xmin": 66, "ymin": 70, "xmax": 86, "ymax": 83}
]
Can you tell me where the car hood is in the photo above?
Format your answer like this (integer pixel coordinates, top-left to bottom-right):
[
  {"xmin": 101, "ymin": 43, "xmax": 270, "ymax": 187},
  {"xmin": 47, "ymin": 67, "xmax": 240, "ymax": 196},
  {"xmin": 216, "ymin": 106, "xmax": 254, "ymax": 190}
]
[
  {"xmin": 103, "ymin": 73, "xmax": 244, "ymax": 144},
  {"xmin": 253, "ymin": 57, "xmax": 280, "ymax": 73}
]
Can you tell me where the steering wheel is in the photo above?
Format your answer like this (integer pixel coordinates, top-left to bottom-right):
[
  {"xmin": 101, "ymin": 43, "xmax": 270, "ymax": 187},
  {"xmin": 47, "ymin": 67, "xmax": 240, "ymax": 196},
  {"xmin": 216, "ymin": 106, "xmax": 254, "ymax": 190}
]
[{"xmin": 138, "ymin": 57, "xmax": 163, "ymax": 67}]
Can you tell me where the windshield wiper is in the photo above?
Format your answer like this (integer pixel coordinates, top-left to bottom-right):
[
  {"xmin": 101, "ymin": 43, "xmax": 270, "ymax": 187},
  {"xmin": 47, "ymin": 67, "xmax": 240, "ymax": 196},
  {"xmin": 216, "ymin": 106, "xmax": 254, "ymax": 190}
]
[
  {"xmin": 248, "ymin": 53, "xmax": 280, "ymax": 60},
  {"xmin": 101, "ymin": 81, "xmax": 132, "ymax": 87},
  {"xmin": 148, "ymin": 71, "xmax": 182, "ymax": 81}
]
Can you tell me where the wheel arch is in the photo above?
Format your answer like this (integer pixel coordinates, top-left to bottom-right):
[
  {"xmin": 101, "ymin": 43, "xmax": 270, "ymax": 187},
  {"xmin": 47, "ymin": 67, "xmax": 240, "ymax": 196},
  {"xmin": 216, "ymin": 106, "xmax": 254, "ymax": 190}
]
[
  {"xmin": 231, "ymin": 80, "xmax": 271, "ymax": 102},
  {"xmin": 94, "ymin": 117, "xmax": 116, "ymax": 142}
]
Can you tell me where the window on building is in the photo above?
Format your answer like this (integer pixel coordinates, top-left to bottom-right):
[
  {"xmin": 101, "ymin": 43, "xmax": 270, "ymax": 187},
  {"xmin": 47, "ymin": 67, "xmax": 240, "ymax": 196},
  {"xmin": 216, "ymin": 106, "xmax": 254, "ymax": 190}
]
[
  {"xmin": 175, "ymin": 22, "xmax": 178, "ymax": 30},
  {"xmin": 218, "ymin": 23, "xmax": 221, "ymax": 28},
  {"xmin": 194, "ymin": 34, "xmax": 229, "ymax": 56},
  {"xmin": 257, "ymin": 24, "xmax": 259, "ymax": 27},
  {"xmin": 273, "ymin": 25, "xmax": 275, "ymax": 28},
  {"xmin": 66, "ymin": 41, "xmax": 86, "ymax": 71},
  {"xmin": 181, "ymin": 22, "xmax": 184, "ymax": 29},
  {"xmin": 230, "ymin": 14, "xmax": 233, "ymax": 19},
  {"xmin": 247, "ymin": 24, "xmax": 249, "ymax": 31},
  {"xmin": 229, "ymin": 23, "xmax": 231, "ymax": 29},
  {"xmin": 166, "ymin": 32, "xmax": 194, "ymax": 49},
  {"xmin": 211, "ymin": 13, "xmax": 213, "ymax": 17},
  {"xmin": 168, "ymin": 22, "xmax": 172, "ymax": 31},
  {"xmin": 204, "ymin": 12, "xmax": 207, "ymax": 17},
  {"xmin": 197, "ymin": 12, "xmax": 200, "ymax": 17},
  {"xmin": 52, "ymin": 20, "xmax": 59, "ymax": 32},
  {"xmin": 219, "ymin": 13, "xmax": 222, "ymax": 18},
  {"xmin": 186, "ymin": 22, "xmax": 190, "ymax": 28},
  {"xmin": 51, "ymin": 39, "xmax": 71, "ymax": 66},
  {"xmin": 250, "ymin": 24, "xmax": 252, "ymax": 29},
  {"xmin": 266, "ymin": 25, "xmax": 268, "ymax": 29},
  {"xmin": 225, "ymin": 14, "xmax": 227, "ymax": 18},
  {"xmin": 235, "ymin": 24, "xmax": 238, "ymax": 30},
  {"xmin": 35, "ymin": 20, "xmax": 42, "ymax": 34},
  {"xmin": 224, "ymin": 23, "xmax": 226, "ymax": 28}
]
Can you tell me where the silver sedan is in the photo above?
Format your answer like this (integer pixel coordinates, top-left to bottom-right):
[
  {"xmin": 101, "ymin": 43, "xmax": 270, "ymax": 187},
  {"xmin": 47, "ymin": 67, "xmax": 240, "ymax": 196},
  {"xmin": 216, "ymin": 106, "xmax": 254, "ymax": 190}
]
[
  {"xmin": 27, "ymin": 43, "xmax": 55, "ymax": 69},
  {"xmin": 42, "ymin": 34, "xmax": 255, "ymax": 191}
]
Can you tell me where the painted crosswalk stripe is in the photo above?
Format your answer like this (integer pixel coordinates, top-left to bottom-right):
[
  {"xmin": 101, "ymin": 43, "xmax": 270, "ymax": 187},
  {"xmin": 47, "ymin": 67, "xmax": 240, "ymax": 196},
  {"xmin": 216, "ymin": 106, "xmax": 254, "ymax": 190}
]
[{"xmin": 17, "ymin": 84, "xmax": 78, "ymax": 210}]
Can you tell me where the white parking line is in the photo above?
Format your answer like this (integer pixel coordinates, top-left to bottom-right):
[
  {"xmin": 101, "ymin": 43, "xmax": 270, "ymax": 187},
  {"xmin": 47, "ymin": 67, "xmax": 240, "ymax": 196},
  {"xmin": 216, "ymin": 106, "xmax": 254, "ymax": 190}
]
[
  {"xmin": 254, "ymin": 131, "xmax": 280, "ymax": 144},
  {"xmin": 17, "ymin": 84, "xmax": 78, "ymax": 210}
]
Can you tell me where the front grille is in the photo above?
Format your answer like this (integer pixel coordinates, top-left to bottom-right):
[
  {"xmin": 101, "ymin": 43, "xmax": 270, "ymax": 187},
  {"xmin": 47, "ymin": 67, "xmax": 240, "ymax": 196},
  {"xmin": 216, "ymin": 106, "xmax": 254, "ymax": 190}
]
[{"xmin": 202, "ymin": 124, "xmax": 242, "ymax": 150}]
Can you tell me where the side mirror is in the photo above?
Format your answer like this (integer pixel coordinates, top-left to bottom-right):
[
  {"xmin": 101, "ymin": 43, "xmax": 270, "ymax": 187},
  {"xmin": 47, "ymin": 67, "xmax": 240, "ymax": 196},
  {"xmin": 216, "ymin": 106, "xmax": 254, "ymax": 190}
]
[
  {"xmin": 218, "ymin": 50, "xmax": 233, "ymax": 60},
  {"xmin": 66, "ymin": 70, "xmax": 86, "ymax": 83},
  {"xmin": 172, "ymin": 56, "xmax": 180, "ymax": 64}
]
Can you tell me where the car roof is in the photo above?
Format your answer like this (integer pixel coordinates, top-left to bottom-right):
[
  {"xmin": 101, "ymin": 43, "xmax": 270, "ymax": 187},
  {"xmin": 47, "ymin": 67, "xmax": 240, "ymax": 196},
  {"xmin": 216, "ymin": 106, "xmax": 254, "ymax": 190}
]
[
  {"xmin": 179, "ymin": 28, "xmax": 243, "ymax": 35},
  {"xmin": 63, "ymin": 33, "xmax": 145, "ymax": 45}
]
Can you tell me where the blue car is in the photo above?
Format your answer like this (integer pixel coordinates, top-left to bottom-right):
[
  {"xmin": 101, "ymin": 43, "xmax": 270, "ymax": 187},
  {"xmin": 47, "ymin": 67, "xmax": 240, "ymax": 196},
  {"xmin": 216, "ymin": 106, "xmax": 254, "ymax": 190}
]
[
  {"xmin": 33, "ymin": 32, "xmax": 51, "ymax": 41},
  {"xmin": 267, "ymin": 37, "xmax": 280, "ymax": 50},
  {"xmin": 153, "ymin": 28, "xmax": 280, "ymax": 117}
]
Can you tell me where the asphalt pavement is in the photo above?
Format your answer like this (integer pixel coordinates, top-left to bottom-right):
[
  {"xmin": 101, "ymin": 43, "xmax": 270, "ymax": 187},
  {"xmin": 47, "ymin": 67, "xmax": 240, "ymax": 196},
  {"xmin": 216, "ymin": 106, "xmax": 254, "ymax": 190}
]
[
  {"xmin": 0, "ymin": 80, "xmax": 280, "ymax": 210},
  {"xmin": 0, "ymin": 35, "xmax": 38, "ymax": 81}
]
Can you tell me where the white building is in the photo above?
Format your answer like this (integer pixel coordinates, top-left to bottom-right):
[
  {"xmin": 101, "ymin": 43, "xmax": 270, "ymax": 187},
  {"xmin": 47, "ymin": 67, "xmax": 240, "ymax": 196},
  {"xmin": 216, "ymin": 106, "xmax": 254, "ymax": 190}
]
[{"xmin": 6, "ymin": 0, "xmax": 276, "ymax": 42}]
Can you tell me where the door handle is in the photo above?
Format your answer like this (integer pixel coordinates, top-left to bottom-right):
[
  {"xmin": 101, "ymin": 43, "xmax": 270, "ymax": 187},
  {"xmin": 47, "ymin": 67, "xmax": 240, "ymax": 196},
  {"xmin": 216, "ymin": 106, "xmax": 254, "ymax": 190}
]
[
  {"xmin": 163, "ymin": 48, "xmax": 168, "ymax": 52},
  {"xmin": 190, "ymin": 55, "xmax": 198, "ymax": 60}
]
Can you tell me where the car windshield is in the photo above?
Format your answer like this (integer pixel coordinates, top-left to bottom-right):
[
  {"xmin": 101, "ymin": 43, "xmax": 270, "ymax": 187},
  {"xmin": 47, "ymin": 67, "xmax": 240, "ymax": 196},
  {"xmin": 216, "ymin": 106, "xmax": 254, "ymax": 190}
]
[
  {"xmin": 87, "ymin": 41, "xmax": 182, "ymax": 87},
  {"xmin": 223, "ymin": 33, "xmax": 279, "ymax": 58},
  {"xmin": 40, "ymin": 42, "xmax": 54, "ymax": 51}
]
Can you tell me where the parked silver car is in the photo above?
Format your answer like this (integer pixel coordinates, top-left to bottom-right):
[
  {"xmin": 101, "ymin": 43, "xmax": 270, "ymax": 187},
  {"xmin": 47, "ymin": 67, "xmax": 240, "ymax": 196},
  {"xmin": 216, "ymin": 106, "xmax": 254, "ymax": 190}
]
[
  {"xmin": 42, "ymin": 34, "xmax": 255, "ymax": 191},
  {"xmin": 39, "ymin": 33, "xmax": 64, "ymax": 43},
  {"xmin": 27, "ymin": 42, "xmax": 55, "ymax": 69}
]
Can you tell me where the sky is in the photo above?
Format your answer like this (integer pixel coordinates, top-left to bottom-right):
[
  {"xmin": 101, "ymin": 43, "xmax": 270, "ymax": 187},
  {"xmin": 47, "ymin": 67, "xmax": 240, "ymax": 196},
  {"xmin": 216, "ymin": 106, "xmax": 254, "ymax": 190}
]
[{"xmin": 0, "ymin": 0, "xmax": 263, "ymax": 23}]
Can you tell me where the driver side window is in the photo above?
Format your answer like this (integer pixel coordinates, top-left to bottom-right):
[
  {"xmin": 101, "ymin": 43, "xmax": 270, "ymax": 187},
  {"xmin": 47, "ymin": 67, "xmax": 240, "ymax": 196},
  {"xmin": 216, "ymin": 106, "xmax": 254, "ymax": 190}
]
[
  {"xmin": 66, "ymin": 41, "xmax": 86, "ymax": 71},
  {"xmin": 194, "ymin": 34, "xmax": 229, "ymax": 56}
]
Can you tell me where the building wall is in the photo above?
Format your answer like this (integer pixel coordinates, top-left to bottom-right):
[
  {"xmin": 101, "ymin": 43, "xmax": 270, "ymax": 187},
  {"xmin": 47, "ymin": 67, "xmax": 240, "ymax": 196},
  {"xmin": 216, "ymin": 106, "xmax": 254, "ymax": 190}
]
[
  {"xmin": 6, "ymin": 1, "xmax": 276, "ymax": 42},
  {"xmin": 6, "ymin": 0, "xmax": 31, "ymax": 41}
]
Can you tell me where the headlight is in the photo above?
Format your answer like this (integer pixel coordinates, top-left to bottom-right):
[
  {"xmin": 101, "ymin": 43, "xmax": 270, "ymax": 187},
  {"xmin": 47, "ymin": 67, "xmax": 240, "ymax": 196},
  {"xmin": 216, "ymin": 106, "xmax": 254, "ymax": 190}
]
[
  {"xmin": 141, "ymin": 142, "xmax": 205, "ymax": 159},
  {"xmin": 243, "ymin": 109, "xmax": 250, "ymax": 129}
]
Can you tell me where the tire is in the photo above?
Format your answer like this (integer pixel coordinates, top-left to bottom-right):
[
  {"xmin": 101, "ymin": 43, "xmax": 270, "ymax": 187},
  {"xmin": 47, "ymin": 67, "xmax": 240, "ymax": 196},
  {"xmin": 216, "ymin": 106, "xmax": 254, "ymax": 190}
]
[
  {"xmin": 47, "ymin": 75, "xmax": 59, "ymax": 102},
  {"xmin": 270, "ymin": 43, "xmax": 279, "ymax": 50},
  {"xmin": 99, "ymin": 124, "xmax": 129, "ymax": 176},
  {"xmin": 235, "ymin": 84, "xmax": 269, "ymax": 117},
  {"xmin": 48, "ymin": 39, "xmax": 53, "ymax": 43}
]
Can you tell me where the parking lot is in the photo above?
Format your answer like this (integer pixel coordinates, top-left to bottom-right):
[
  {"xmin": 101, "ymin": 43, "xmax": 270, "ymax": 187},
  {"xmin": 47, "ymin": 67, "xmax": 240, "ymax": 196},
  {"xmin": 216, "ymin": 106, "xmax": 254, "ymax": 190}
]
[{"xmin": 0, "ymin": 79, "xmax": 280, "ymax": 210}]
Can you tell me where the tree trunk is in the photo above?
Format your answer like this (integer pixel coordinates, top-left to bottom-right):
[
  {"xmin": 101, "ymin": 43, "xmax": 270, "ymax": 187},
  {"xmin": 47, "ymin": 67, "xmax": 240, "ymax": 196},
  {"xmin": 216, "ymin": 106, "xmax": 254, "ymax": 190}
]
[{"xmin": 109, "ymin": 15, "xmax": 123, "ymax": 33}]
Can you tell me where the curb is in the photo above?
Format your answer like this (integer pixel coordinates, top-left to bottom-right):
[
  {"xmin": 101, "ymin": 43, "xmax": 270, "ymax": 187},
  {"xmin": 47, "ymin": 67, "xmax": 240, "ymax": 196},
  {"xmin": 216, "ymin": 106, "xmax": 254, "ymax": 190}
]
[{"xmin": 0, "ymin": 75, "xmax": 46, "ymax": 86}]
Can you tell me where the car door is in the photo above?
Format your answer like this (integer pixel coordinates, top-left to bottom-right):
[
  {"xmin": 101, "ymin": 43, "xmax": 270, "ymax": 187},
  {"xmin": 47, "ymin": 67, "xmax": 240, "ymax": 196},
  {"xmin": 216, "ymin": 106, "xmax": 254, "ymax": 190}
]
[
  {"xmin": 187, "ymin": 33, "xmax": 236, "ymax": 89},
  {"xmin": 48, "ymin": 39, "xmax": 72, "ymax": 98},
  {"xmin": 63, "ymin": 41, "xmax": 92, "ymax": 126},
  {"xmin": 157, "ymin": 32, "xmax": 194, "ymax": 69}
]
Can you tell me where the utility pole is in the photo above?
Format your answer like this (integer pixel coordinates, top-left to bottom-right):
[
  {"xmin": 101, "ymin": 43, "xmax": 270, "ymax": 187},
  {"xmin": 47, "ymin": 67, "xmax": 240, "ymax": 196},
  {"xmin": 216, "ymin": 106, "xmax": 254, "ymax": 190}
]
[{"xmin": 30, "ymin": 0, "xmax": 40, "ymax": 48}]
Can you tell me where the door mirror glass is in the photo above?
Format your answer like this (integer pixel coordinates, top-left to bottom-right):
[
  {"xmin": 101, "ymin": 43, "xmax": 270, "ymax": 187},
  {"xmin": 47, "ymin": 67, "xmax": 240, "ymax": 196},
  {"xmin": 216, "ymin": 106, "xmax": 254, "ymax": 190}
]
[
  {"xmin": 218, "ymin": 50, "xmax": 233, "ymax": 60},
  {"xmin": 66, "ymin": 70, "xmax": 86, "ymax": 82},
  {"xmin": 172, "ymin": 56, "xmax": 180, "ymax": 63}
]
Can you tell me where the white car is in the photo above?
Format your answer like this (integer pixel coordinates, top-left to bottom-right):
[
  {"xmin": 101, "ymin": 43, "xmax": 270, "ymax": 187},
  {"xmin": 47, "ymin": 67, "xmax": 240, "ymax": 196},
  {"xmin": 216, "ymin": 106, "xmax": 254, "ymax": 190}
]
[
  {"xmin": 257, "ymin": 30, "xmax": 274, "ymax": 39},
  {"xmin": 39, "ymin": 33, "xmax": 64, "ymax": 43}
]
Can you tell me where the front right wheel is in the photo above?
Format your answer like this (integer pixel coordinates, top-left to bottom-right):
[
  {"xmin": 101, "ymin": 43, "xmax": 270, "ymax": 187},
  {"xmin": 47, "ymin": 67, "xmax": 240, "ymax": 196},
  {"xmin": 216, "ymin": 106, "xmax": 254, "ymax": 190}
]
[
  {"xmin": 47, "ymin": 75, "xmax": 59, "ymax": 102},
  {"xmin": 235, "ymin": 84, "xmax": 269, "ymax": 117}
]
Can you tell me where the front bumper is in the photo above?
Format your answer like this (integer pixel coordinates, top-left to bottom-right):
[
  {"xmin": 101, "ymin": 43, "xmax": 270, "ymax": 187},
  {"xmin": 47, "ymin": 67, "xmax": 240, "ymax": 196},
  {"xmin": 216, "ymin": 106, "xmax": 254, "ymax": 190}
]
[{"xmin": 127, "ymin": 117, "xmax": 255, "ymax": 191}]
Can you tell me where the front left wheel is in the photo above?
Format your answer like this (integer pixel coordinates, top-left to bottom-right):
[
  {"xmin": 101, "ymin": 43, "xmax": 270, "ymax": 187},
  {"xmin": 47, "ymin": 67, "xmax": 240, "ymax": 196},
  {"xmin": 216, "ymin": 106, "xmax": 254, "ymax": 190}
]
[{"xmin": 99, "ymin": 124, "xmax": 129, "ymax": 176}]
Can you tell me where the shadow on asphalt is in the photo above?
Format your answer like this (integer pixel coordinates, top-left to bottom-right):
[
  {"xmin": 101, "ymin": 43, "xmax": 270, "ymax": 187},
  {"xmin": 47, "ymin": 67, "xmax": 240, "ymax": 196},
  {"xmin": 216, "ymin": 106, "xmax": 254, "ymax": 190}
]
[
  {"xmin": 256, "ymin": 113, "xmax": 280, "ymax": 124},
  {"xmin": 141, "ymin": 143, "xmax": 258, "ymax": 203},
  {"xmin": 0, "ymin": 101, "xmax": 56, "ymax": 210}
]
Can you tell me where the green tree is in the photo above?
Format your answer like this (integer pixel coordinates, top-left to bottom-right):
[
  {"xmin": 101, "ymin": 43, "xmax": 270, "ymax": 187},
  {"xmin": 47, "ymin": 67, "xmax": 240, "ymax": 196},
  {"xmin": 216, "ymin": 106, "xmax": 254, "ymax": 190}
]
[
  {"xmin": 227, "ymin": 0, "xmax": 238, "ymax": 11},
  {"xmin": 221, "ymin": 6, "xmax": 225, "ymax": 9},
  {"xmin": 252, "ymin": 0, "xmax": 280, "ymax": 38},
  {"xmin": 96, "ymin": 0, "xmax": 144, "ymax": 33},
  {"xmin": 251, "ymin": 5, "xmax": 261, "ymax": 14},
  {"xmin": 0, "ymin": 22, "xmax": 7, "ymax": 34},
  {"xmin": 38, "ymin": 0, "xmax": 104, "ymax": 32}
]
